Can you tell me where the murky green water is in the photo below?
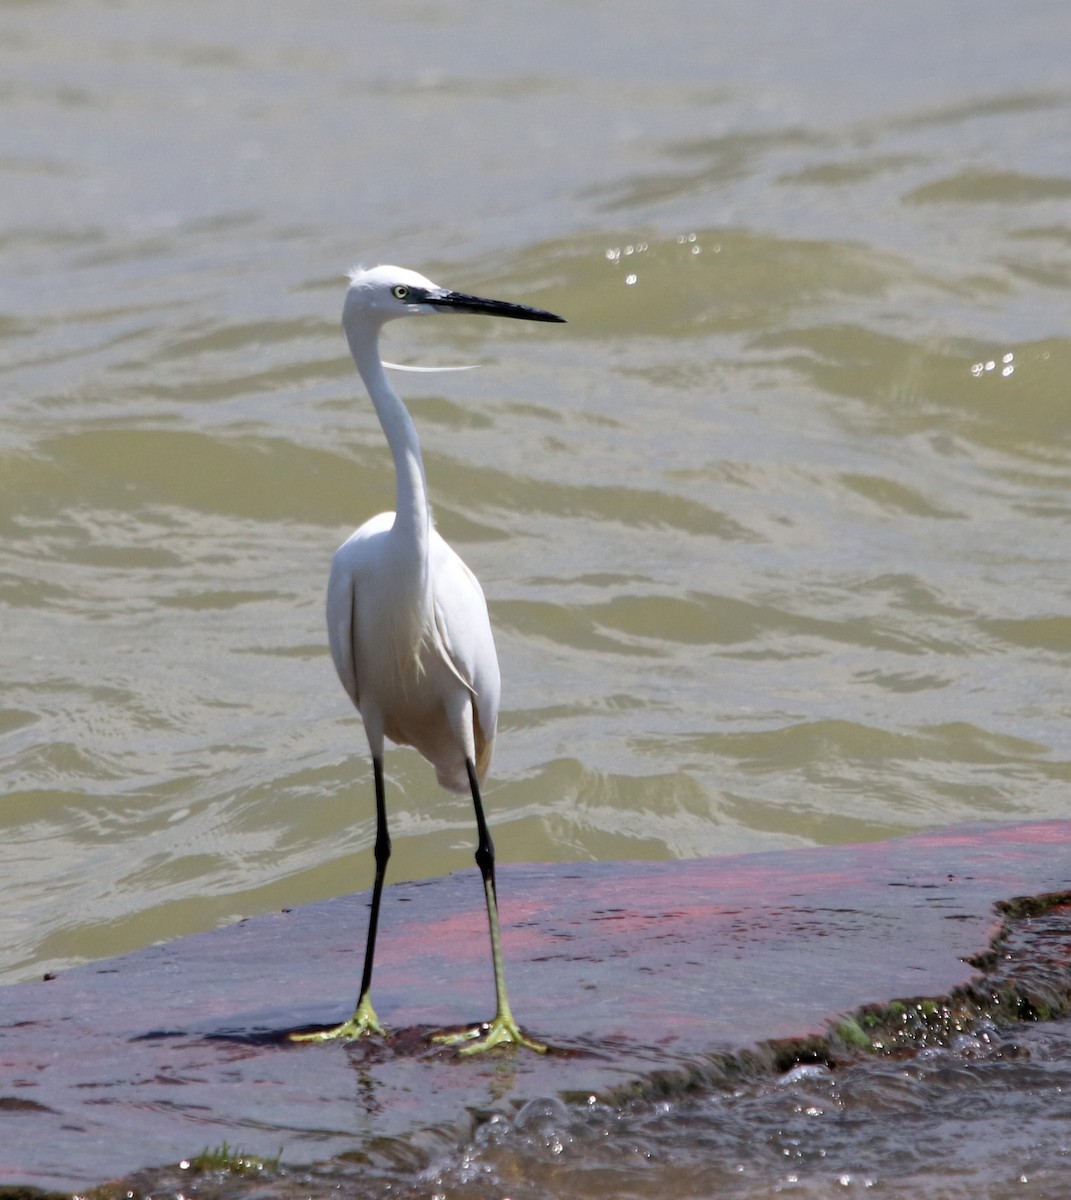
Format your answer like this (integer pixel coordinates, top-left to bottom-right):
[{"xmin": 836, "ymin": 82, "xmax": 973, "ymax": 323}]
[{"xmin": 1, "ymin": 0, "xmax": 1070, "ymax": 1190}]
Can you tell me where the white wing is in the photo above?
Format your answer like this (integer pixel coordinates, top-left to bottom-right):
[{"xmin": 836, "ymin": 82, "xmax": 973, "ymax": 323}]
[
  {"xmin": 325, "ymin": 512, "xmax": 397, "ymax": 713},
  {"xmin": 326, "ymin": 512, "xmax": 501, "ymax": 788},
  {"xmin": 429, "ymin": 531, "xmax": 501, "ymax": 777}
]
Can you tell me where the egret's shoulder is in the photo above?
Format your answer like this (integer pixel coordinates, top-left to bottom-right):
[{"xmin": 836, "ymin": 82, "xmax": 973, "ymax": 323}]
[
  {"xmin": 331, "ymin": 511, "xmax": 395, "ymax": 566},
  {"xmin": 342, "ymin": 510, "xmax": 395, "ymax": 542},
  {"xmin": 429, "ymin": 528, "xmax": 486, "ymax": 598}
]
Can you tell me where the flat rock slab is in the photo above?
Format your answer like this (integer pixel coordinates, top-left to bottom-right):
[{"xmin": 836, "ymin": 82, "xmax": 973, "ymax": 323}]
[{"xmin": 1, "ymin": 819, "xmax": 1069, "ymax": 1192}]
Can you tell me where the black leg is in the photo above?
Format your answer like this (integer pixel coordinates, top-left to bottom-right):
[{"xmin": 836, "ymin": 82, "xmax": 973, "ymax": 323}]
[
  {"xmin": 290, "ymin": 755, "xmax": 390, "ymax": 1041},
  {"xmin": 428, "ymin": 757, "xmax": 545, "ymax": 1053},
  {"xmin": 468, "ymin": 757, "xmax": 496, "ymax": 892},
  {"xmin": 358, "ymin": 754, "xmax": 391, "ymax": 1002}
]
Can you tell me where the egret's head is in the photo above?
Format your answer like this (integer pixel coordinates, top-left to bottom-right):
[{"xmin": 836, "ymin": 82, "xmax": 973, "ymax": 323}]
[
  {"xmin": 344, "ymin": 265, "xmax": 441, "ymax": 324},
  {"xmin": 343, "ymin": 264, "xmax": 566, "ymax": 330}
]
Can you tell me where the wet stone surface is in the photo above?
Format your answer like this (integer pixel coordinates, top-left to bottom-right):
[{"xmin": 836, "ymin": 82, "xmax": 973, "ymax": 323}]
[{"xmin": 0, "ymin": 819, "xmax": 1069, "ymax": 1198}]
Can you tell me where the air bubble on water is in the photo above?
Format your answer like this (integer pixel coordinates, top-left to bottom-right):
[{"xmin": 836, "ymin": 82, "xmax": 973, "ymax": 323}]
[
  {"xmin": 972, "ymin": 350, "xmax": 1015, "ymax": 378},
  {"xmin": 607, "ymin": 241, "xmax": 648, "ymax": 265}
]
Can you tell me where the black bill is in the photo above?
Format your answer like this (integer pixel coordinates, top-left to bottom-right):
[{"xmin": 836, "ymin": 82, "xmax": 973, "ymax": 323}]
[{"xmin": 420, "ymin": 288, "xmax": 566, "ymax": 323}]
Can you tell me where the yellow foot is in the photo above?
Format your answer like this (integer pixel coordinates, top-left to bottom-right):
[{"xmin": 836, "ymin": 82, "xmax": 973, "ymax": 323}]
[
  {"xmin": 288, "ymin": 996, "xmax": 385, "ymax": 1043},
  {"xmin": 433, "ymin": 1014, "xmax": 547, "ymax": 1056}
]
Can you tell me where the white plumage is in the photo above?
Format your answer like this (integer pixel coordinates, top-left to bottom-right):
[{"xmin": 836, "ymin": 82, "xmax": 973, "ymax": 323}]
[{"xmin": 327, "ymin": 510, "xmax": 499, "ymax": 791}]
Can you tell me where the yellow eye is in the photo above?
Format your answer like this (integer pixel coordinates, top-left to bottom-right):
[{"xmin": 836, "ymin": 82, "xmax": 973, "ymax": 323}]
[{"xmin": 392, "ymin": 284, "xmax": 409, "ymax": 300}]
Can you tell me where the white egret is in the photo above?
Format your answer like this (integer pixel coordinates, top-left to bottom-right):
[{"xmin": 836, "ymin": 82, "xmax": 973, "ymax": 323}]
[{"xmin": 292, "ymin": 265, "xmax": 565, "ymax": 1054}]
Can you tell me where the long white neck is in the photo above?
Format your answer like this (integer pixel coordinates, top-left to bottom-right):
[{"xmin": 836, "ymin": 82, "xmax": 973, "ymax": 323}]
[{"xmin": 344, "ymin": 318, "xmax": 431, "ymax": 559}]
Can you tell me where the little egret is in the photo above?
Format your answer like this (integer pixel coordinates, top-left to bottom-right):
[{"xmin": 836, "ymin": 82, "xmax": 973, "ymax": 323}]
[{"xmin": 292, "ymin": 265, "xmax": 565, "ymax": 1054}]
